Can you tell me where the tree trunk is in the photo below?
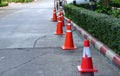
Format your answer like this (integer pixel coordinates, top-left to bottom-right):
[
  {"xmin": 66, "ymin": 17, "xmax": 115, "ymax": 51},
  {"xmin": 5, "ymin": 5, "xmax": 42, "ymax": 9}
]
[
  {"xmin": 101, "ymin": 0, "xmax": 110, "ymax": 7},
  {"xmin": 0, "ymin": 0, "xmax": 1, "ymax": 4}
]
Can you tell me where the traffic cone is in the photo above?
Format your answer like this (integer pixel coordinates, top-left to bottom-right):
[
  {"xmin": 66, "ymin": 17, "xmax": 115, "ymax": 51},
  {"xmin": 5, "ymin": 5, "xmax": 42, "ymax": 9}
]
[
  {"xmin": 66, "ymin": 19, "xmax": 72, "ymax": 30},
  {"xmin": 60, "ymin": 11, "xmax": 65, "ymax": 26},
  {"xmin": 62, "ymin": 25, "xmax": 77, "ymax": 50},
  {"xmin": 51, "ymin": 8, "xmax": 57, "ymax": 22},
  {"xmin": 57, "ymin": 11, "xmax": 62, "ymax": 21},
  {"xmin": 77, "ymin": 39, "xmax": 98, "ymax": 76},
  {"xmin": 57, "ymin": 12, "xmax": 62, "ymax": 21},
  {"xmin": 54, "ymin": 15, "xmax": 64, "ymax": 35}
]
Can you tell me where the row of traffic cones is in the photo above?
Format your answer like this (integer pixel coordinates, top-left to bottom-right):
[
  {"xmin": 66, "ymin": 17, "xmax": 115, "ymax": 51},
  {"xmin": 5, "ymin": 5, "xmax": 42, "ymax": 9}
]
[
  {"xmin": 51, "ymin": 7, "xmax": 98, "ymax": 76},
  {"xmin": 52, "ymin": 7, "xmax": 76, "ymax": 50},
  {"xmin": 51, "ymin": 7, "xmax": 65, "ymax": 26},
  {"xmin": 54, "ymin": 11, "xmax": 64, "ymax": 35}
]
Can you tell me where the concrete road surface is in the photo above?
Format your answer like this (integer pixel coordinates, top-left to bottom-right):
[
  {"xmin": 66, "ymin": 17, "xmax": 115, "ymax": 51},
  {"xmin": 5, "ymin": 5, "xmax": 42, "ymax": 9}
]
[{"xmin": 0, "ymin": 0, "xmax": 120, "ymax": 76}]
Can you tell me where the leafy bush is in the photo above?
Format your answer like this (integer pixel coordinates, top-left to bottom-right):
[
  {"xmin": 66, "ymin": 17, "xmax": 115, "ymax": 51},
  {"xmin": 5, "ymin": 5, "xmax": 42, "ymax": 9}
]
[
  {"xmin": 110, "ymin": 0, "xmax": 120, "ymax": 10},
  {"xmin": 75, "ymin": 1, "xmax": 120, "ymax": 18},
  {"xmin": 0, "ymin": 2, "xmax": 8, "ymax": 7},
  {"xmin": 111, "ymin": 10, "xmax": 120, "ymax": 18},
  {"xmin": 75, "ymin": 3, "xmax": 90, "ymax": 9},
  {"xmin": 111, "ymin": 0, "xmax": 120, "ymax": 7},
  {"xmin": 95, "ymin": 2, "xmax": 112, "ymax": 15},
  {"xmin": 64, "ymin": 4, "xmax": 120, "ymax": 55},
  {"xmin": 10, "ymin": 0, "xmax": 33, "ymax": 3},
  {"xmin": 95, "ymin": 2, "xmax": 120, "ymax": 18},
  {"xmin": 94, "ymin": 2, "xmax": 120, "ymax": 18}
]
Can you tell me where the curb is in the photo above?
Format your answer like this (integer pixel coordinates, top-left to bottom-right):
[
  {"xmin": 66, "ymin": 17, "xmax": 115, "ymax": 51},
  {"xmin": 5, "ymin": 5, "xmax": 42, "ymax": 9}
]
[{"xmin": 64, "ymin": 17, "xmax": 120, "ymax": 69}]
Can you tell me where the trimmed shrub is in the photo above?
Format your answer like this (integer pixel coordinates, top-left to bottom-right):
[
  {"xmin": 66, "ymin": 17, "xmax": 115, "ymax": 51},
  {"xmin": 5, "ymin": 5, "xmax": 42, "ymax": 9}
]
[{"xmin": 64, "ymin": 4, "xmax": 120, "ymax": 55}]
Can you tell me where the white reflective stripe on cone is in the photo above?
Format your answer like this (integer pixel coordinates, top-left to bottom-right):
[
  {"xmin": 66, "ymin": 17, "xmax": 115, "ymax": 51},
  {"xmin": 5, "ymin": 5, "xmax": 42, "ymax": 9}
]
[
  {"xmin": 67, "ymin": 23, "xmax": 71, "ymax": 26},
  {"xmin": 83, "ymin": 47, "xmax": 91, "ymax": 57},
  {"xmin": 66, "ymin": 30, "xmax": 72, "ymax": 32},
  {"xmin": 58, "ymin": 21, "xmax": 62, "ymax": 22}
]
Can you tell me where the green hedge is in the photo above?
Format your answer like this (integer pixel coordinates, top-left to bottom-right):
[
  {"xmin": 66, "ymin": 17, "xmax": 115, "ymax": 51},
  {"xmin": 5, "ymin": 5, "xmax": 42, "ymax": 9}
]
[{"xmin": 64, "ymin": 4, "xmax": 120, "ymax": 55}]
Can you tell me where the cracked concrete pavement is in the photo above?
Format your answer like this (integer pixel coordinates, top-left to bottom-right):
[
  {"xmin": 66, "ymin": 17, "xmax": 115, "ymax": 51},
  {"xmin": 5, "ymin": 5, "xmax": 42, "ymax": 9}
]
[{"xmin": 0, "ymin": 0, "xmax": 120, "ymax": 76}]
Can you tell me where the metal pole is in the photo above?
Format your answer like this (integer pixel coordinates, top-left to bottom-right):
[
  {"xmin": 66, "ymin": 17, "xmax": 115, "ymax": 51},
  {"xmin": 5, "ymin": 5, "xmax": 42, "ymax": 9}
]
[
  {"xmin": 89, "ymin": 0, "xmax": 95, "ymax": 11},
  {"xmin": 73, "ymin": 0, "xmax": 76, "ymax": 5}
]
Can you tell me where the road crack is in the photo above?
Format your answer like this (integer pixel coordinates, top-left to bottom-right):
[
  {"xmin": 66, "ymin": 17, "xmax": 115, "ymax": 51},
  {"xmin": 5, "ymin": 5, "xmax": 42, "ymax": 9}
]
[{"xmin": 0, "ymin": 53, "xmax": 47, "ymax": 75}]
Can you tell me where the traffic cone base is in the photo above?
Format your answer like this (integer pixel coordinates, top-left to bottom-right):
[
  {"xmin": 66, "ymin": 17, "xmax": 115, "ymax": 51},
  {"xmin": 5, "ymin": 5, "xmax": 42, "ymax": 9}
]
[
  {"xmin": 77, "ymin": 66, "xmax": 98, "ymax": 72},
  {"xmin": 61, "ymin": 46, "xmax": 77, "ymax": 50},
  {"xmin": 62, "ymin": 30, "xmax": 77, "ymax": 50}
]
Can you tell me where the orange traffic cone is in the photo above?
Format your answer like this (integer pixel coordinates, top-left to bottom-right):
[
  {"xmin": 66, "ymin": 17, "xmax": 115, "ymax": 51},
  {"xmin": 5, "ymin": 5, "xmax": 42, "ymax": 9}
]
[
  {"xmin": 51, "ymin": 8, "xmax": 57, "ymax": 22},
  {"xmin": 66, "ymin": 19, "xmax": 72, "ymax": 30},
  {"xmin": 60, "ymin": 11, "xmax": 65, "ymax": 26},
  {"xmin": 57, "ymin": 12, "xmax": 61, "ymax": 21},
  {"xmin": 62, "ymin": 25, "xmax": 77, "ymax": 50},
  {"xmin": 57, "ymin": 11, "xmax": 62, "ymax": 20},
  {"xmin": 77, "ymin": 39, "xmax": 98, "ymax": 76},
  {"xmin": 54, "ymin": 16, "xmax": 64, "ymax": 35}
]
